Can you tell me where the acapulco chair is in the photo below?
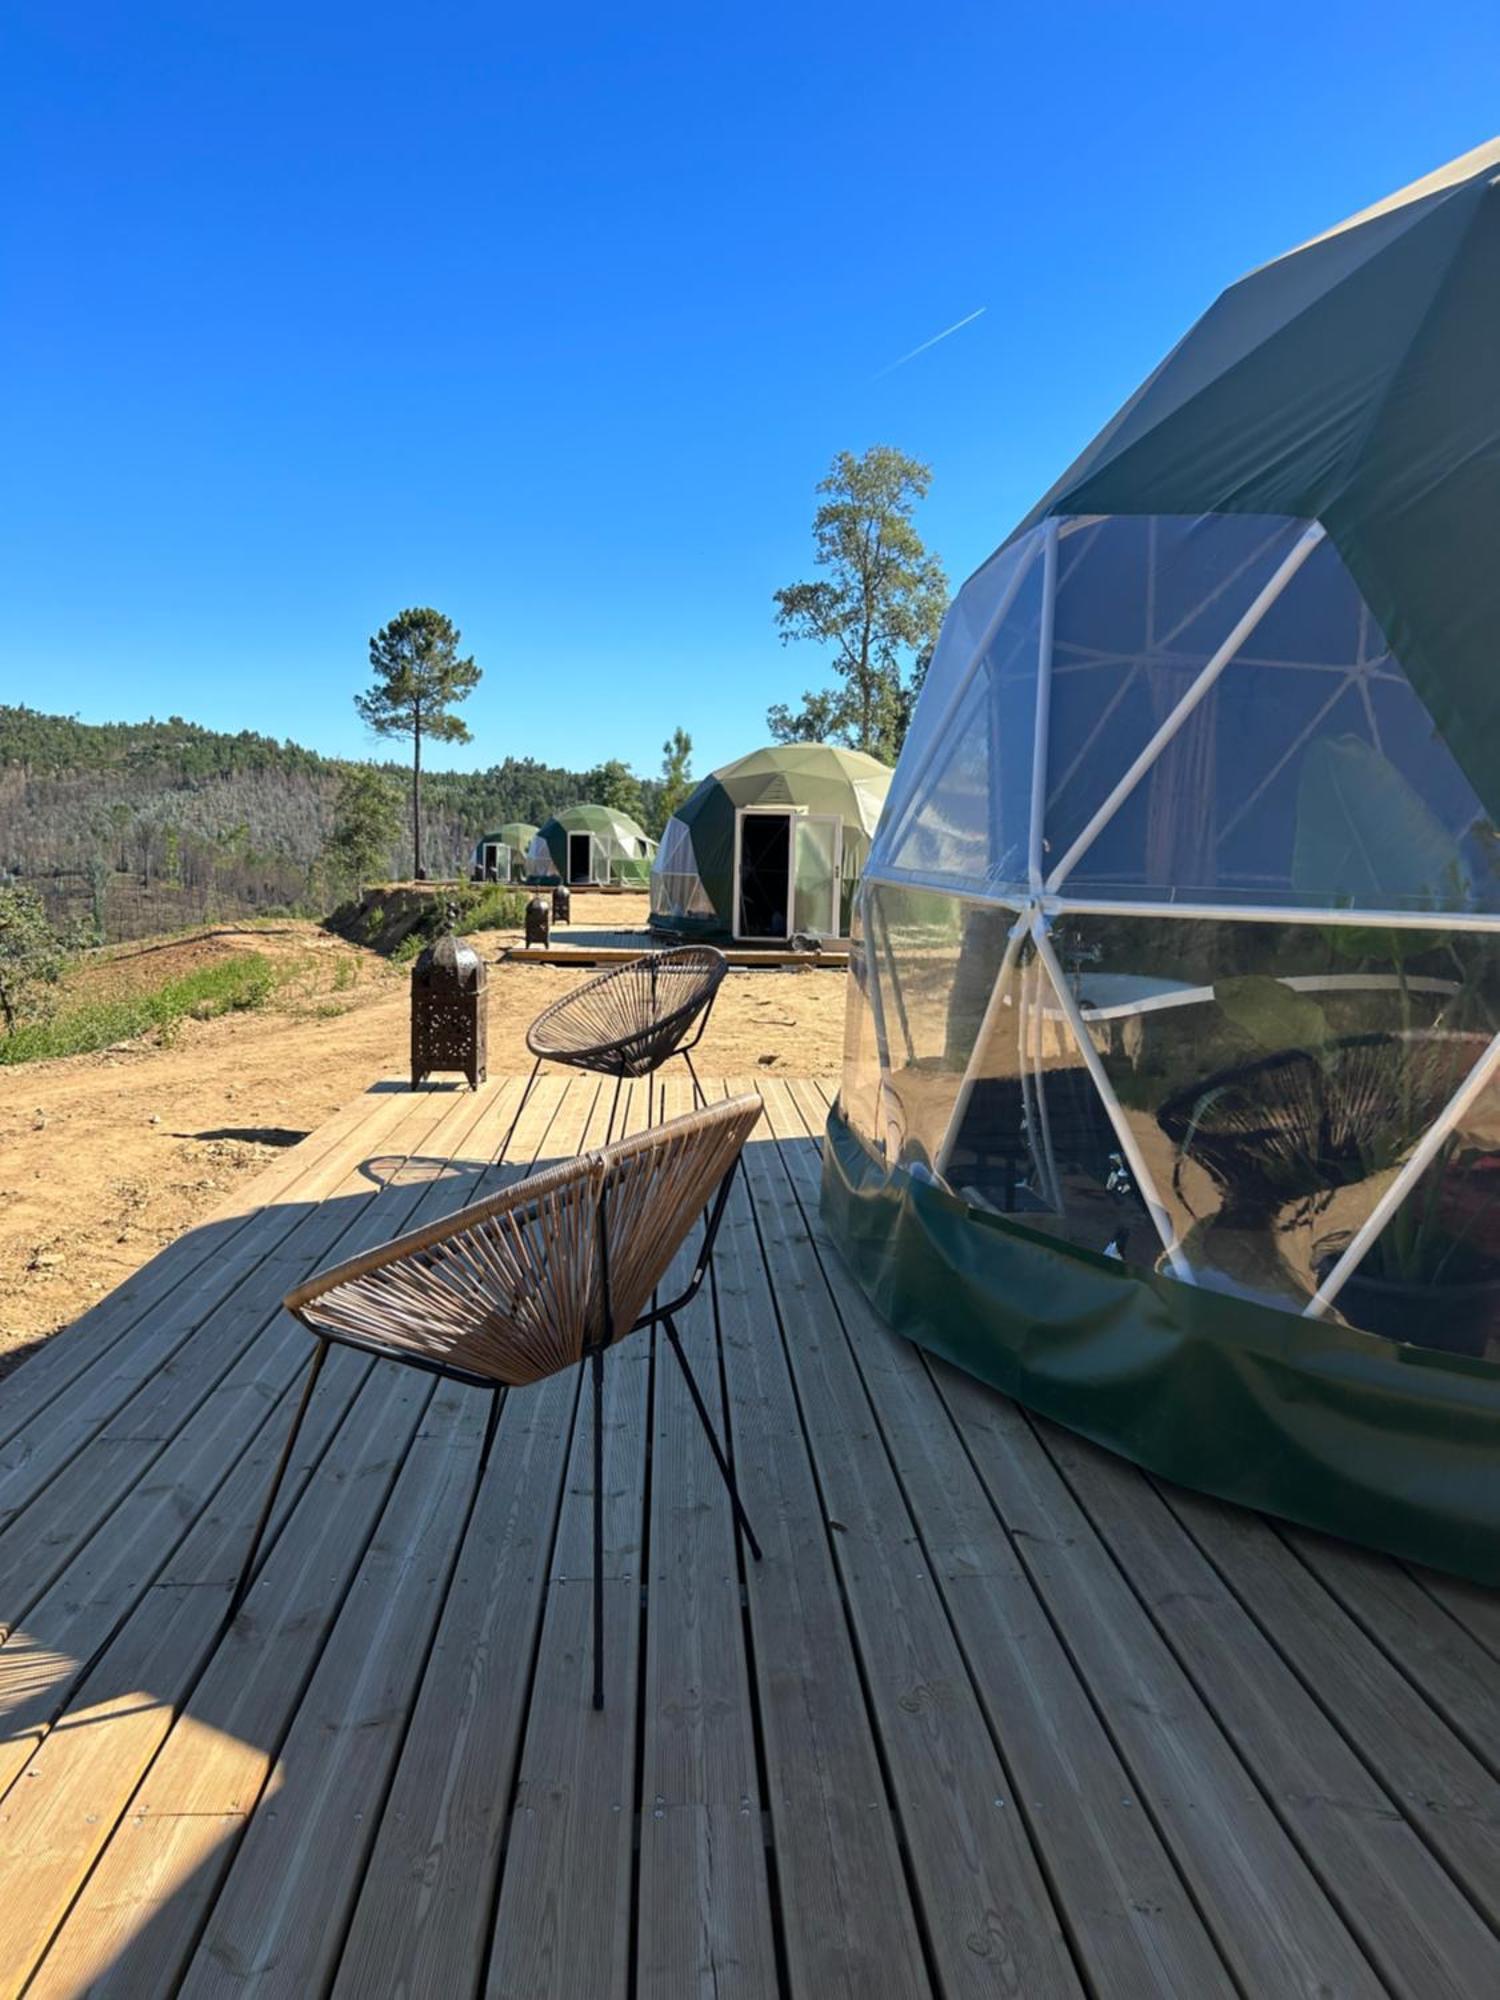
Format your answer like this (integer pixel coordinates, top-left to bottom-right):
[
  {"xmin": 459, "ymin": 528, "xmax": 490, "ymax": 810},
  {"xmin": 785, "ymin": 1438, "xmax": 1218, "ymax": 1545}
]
[
  {"xmin": 230, "ymin": 1094, "xmax": 764, "ymax": 1710},
  {"xmin": 509, "ymin": 946, "xmax": 727, "ymax": 1149}
]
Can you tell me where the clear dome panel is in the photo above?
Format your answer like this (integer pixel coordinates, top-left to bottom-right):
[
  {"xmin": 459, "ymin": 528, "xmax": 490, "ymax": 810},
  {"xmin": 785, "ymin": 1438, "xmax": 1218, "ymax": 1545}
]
[
  {"xmin": 526, "ymin": 832, "xmax": 559, "ymax": 880},
  {"xmin": 883, "ymin": 531, "xmax": 1036, "ymax": 845},
  {"xmin": 838, "ymin": 905, "xmax": 885, "ymax": 1149},
  {"xmin": 876, "ymin": 528, "xmax": 1046, "ymax": 892},
  {"xmin": 1056, "ymin": 913, "xmax": 1500, "ymax": 1355},
  {"xmin": 650, "ymin": 817, "xmax": 713, "ymax": 920},
  {"xmin": 1048, "ymin": 520, "xmax": 1495, "ymax": 912},
  {"xmin": 852, "ymin": 883, "xmax": 1150, "ymax": 1251},
  {"xmin": 854, "ymin": 883, "xmax": 999, "ymax": 1168}
]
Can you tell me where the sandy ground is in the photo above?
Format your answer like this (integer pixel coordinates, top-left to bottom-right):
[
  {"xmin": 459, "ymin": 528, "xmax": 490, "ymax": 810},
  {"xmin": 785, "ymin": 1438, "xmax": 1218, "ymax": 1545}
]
[{"xmin": 0, "ymin": 895, "xmax": 847, "ymax": 1370}]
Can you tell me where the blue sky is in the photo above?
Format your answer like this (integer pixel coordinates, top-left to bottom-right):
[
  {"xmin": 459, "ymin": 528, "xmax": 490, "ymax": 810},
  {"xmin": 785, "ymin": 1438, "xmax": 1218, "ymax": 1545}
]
[{"xmin": 4, "ymin": 3, "xmax": 1498, "ymax": 779}]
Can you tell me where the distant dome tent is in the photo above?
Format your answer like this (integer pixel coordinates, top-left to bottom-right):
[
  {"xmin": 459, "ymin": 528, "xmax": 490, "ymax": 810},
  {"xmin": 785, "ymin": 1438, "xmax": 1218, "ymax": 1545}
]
[
  {"xmin": 526, "ymin": 805, "xmax": 656, "ymax": 886},
  {"xmin": 472, "ymin": 823, "xmax": 537, "ymax": 882},
  {"xmin": 824, "ymin": 139, "xmax": 1500, "ymax": 1586},
  {"xmin": 650, "ymin": 743, "xmax": 892, "ymax": 942}
]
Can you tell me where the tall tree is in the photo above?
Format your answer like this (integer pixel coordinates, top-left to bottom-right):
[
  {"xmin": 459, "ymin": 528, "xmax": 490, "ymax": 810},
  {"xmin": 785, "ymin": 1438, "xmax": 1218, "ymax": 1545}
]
[
  {"xmin": 328, "ymin": 766, "xmax": 402, "ymax": 894},
  {"xmin": 654, "ymin": 727, "xmax": 693, "ymax": 833},
  {"xmin": 768, "ymin": 446, "xmax": 948, "ymax": 762},
  {"xmin": 356, "ymin": 608, "xmax": 481, "ymax": 877},
  {"xmin": 582, "ymin": 757, "xmax": 645, "ymax": 825}
]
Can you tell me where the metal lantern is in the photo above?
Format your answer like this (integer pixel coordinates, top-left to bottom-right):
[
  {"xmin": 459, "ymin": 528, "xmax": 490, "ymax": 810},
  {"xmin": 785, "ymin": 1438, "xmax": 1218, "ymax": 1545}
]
[
  {"xmin": 551, "ymin": 883, "xmax": 571, "ymax": 924},
  {"xmin": 411, "ymin": 932, "xmax": 488, "ymax": 1090},
  {"xmin": 525, "ymin": 895, "xmax": 551, "ymax": 948}
]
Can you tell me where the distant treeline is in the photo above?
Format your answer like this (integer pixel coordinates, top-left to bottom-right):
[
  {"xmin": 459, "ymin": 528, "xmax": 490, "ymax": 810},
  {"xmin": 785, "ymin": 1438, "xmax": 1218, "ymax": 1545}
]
[{"xmin": 0, "ymin": 706, "xmax": 666, "ymax": 941}]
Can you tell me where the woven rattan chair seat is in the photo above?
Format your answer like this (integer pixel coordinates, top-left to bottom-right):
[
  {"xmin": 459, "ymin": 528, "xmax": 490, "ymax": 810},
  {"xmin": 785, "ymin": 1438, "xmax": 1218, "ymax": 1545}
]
[
  {"xmin": 285, "ymin": 1093, "xmax": 762, "ymax": 1387},
  {"xmin": 525, "ymin": 947, "xmax": 726, "ymax": 1078}
]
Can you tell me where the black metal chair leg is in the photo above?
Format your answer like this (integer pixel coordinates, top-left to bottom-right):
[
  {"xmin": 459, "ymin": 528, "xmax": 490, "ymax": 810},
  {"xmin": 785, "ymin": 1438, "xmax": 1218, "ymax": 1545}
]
[
  {"xmin": 604, "ymin": 1068, "xmax": 626, "ymax": 1147},
  {"xmin": 681, "ymin": 1048, "xmax": 707, "ymax": 1110},
  {"xmin": 662, "ymin": 1312, "xmax": 761, "ymax": 1562},
  {"xmin": 591, "ymin": 1344, "xmax": 606, "ymax": 1710},
  {"xmin": 499, "ymin": 1057, "xmax": 543, "ymax": 1168},
  {"xmin": 478, "ymin": 1386, "xmax": 504, "ymax": 1476},
  {"xmin": 228, "ymin": 1338, "xmax": 328, "ymax": 1618}
]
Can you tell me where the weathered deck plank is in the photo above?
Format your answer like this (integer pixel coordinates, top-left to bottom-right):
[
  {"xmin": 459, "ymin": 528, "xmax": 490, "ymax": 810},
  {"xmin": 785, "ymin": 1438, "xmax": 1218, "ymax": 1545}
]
[
  {"xmin": 706, "ymin": 1086, "xmax": 931, "ymax": 2000},
  {"xmin": 482, "ymin": 1078, "xmax": 656, "ymax": 2000},
  {"xmin": 633, "ymin": 1073, "xmax": 776, "ymax": 2000},
  {"xmin": 0, "ymin": 1083, "xmax": 540, "ymax": 1996},
  {"xmin": 330, "ymin": 1077, "xmax": 607, "ymax": 1999},
  {"xmin": 29, "ymin": 1078, "xmax": 567, "ymax": 1997},
  {"xmin": 0, "ymin": 1071, "xmax": 1493, "ymax": 1999},
  {"xmin": 1050, "ymin": 1427, "xmax": 1500, "ymax": 1998},
  {"xmin": 767, "ymin": 1080, "xmax": 1236, "ymax": 2000},
  {"xmin": 732, "ymin": 1082, "xmax": 1082, "ymax": 1998}
]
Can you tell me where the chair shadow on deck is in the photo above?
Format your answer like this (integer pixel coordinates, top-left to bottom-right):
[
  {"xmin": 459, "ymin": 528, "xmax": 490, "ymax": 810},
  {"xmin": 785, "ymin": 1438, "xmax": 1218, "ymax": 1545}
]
[{"xmin": 0, "ymin": 1108, "xmax": 725, "ymax": 1994}]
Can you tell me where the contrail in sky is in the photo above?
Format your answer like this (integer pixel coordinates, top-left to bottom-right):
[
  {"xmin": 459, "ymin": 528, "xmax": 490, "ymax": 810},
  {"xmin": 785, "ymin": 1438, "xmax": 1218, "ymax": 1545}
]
[{"xmin": 873, "ymin": 305, "xmax": 987, "ymax": 380}]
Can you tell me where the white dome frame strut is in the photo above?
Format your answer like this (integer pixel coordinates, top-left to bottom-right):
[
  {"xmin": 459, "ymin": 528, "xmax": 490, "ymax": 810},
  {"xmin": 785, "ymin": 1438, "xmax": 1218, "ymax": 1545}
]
[{"xmin": 867, "ymin": 518, "xmax": 1500, "ymax": 1321}]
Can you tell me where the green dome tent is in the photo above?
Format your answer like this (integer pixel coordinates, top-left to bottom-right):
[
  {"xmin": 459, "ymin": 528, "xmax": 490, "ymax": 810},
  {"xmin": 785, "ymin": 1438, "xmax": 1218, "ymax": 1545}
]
[
  {"xmin": 650, "ymin": 743, "xmax": 892, "ymax": 941},
  {"xmin": 472, "ymin": 823, "xmax": 537, "ymax": 882},
  {"xmin": 824, "ymin": 139, "xmax": 1500, "ymax": 1585},
  {"xmin": 526, "ymin": 805, "xmax": 656, "ymax": 886}
]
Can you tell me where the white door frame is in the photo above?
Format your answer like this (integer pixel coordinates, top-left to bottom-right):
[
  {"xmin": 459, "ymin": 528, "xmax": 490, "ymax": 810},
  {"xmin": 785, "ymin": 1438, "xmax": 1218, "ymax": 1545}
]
[
  {"xmin": 567, "ymin": 831, "xmax": 600, "ymax": 884},
  {"xmin": 732, "ymin": 806, "xmax": 845, "ymax": 941}
]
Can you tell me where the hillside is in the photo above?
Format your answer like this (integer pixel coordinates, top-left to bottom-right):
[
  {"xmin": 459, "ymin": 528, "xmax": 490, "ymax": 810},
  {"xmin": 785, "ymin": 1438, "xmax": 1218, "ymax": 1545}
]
[{"xmin": 0, "ymin": 706, "xmax": 666, "ymax": 940}]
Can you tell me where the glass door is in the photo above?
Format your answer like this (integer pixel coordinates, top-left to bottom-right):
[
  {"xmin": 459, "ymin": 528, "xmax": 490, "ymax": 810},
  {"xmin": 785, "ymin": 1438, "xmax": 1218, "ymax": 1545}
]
[{"xmin": 791, "ymin": 815, "xmax": 842, "ymax": 936}]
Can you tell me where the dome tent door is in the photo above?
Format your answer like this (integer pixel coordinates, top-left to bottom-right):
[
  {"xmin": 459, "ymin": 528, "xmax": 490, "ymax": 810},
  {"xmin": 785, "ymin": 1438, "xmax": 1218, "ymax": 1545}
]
[
  {"xmin": 568, "ymin": 832, "xmax": 602, "ymax": 884},
  {"xmin": 733, "ymin": 806, "xmax": 842, "ymax": 940}
]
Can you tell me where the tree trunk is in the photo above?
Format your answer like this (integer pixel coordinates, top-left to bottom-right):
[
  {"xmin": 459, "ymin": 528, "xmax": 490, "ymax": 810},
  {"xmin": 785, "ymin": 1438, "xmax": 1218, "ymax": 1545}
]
[{"xmin": 412, "ymin": 711, "xmax": 423, "ymax": 878}]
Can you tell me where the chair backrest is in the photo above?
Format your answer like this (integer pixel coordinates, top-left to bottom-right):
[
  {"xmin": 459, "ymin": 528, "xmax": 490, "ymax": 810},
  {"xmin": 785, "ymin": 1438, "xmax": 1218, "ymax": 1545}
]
[
  {"xmin": 526, "ymin": 946, "xmax": 727, "ymax": 1066},
  {"xmin": 285, "ymin": 1093, "xmax": 763, "ymax": 1387}
]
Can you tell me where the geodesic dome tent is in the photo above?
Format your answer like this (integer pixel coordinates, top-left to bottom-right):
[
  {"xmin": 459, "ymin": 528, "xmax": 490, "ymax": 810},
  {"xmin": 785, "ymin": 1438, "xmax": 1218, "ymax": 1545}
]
[
  {"xmin": 824, "ymin": 139, "xmax": 1500, "ymax": 1584},
  {"xmin": 526, "ymin": 805, "xmax": 656, "ymax": 886},
  {"xmin": 650, "ymin": 743, "xmax": 891, "ymax": 941},
  {"xmin": 472, "ymin": 823, "xmax": 537, "ymax": 882}
]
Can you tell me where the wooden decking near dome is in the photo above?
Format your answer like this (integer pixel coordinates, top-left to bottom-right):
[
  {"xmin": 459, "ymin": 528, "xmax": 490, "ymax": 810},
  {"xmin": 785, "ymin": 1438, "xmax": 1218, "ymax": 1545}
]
[{"xmin": 0, "ymin": 1072, "xmax": 1497, "ymax": 1998}]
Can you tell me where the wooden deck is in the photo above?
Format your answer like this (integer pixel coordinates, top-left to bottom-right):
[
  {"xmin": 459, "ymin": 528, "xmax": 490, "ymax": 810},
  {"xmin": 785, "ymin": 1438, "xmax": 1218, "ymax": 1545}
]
[
  {"xmin": 1, "ymin": 1072, "xmax": 1497, "ymax": 1998},
  {"xmin": 505, "ymin": 933, "xmax": 852, "ymax": 968}
]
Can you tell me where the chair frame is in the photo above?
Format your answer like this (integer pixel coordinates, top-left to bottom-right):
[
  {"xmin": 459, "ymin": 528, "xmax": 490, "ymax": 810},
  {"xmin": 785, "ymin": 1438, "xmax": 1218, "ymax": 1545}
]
[
  {"xmin": 508, "ymin": 947, "xmax": 728, "ymax": 1155},
  {"xmin": 228, "ymin": 1126, "xmax": 760, "ymax": 1711}
]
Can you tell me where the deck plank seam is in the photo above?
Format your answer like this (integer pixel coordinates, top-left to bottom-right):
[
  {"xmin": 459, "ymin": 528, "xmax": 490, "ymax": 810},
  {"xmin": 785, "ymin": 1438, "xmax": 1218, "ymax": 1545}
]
[
  {"xmin": 729, "ymin": 1106, "xmax": 974, "ymax": 2000},
  {"xmin": 157, "ymin": 1372, "xmax": 450, "ymax": 1997},
  {"xmin": 1149, "ymin": 1476, "xmax": 1500, "ymax": 1953},
  {"xmin": 0, "ymin": 1087, "xmax": 482, "ymax": 1639},
  {"xmin": 170, "ymin": 1079, "xmax": 581, "ymax": 1994},
  {"xmin": 0, "ymin": 1086, "xmax": 465, "ymax": 1592},
  {"xmin": 1402, "ymin": 1566, "xmax": 1500, "ymax": 1663},
  {"xmin": 307, "ymin": 1377, "xmax": 504, "ymax": 1999},
  {"xmin": 761, "ymin": 1084, "xmax": 1189, "ymax": 2000},
  {"xmin": 0, "ymin": 1346, "xmax": 374, "ymax": 1825},
  {"xmin": 703, "ymin": 1109, "xmax": 795, "ymax": 2000},
  {"xmin": 1017, "ymin": 1418, "xmax": 1400, "ymax": 1997},
  {"xmin": 775, "ymin": 1082, "xmax": 1499, "ymax": 2000},
  {"xmin": 3, "ymin": 1082, "xmax": 550, "ymax": 1985},
  {"xmin": 13, "ymin": 1354, "xmax": 436, "ymax": 1996},
  {"xmin": 771, "ymin": 1083, "xmax": 1252, "ymax": 1988},
  {"xmin": 1274, "ymin": 1525, "xmax": 1500, "ymax": 1787}
]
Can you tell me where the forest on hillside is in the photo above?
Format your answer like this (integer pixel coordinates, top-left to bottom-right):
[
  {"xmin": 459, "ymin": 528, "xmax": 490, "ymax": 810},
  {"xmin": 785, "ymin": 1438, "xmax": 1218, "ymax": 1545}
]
[{"xmin": 0, "ymin": 707, "xmax": 668, "ymax": 940}]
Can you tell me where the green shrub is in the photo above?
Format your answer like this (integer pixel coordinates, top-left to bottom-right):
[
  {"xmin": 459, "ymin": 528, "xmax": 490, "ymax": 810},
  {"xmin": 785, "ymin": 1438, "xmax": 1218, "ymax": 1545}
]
[
  {"xmin": 0, "ymin": 952, "xmax": 279, "ymax": 1065},
  {"xmin": 456, "ymin": 885, "xmax": 527, "ymax": 933}
]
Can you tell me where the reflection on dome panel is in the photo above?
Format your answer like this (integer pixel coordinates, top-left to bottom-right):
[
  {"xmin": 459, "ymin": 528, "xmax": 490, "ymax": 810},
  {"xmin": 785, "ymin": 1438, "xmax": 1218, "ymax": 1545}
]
[
  {"xmin": 1044, "ymin": 519, "xmax": 1494, "ymax": 913},
  {"xmin": 1055, "ymin": 913, "xmax": 1500, "ymax": 1357}
]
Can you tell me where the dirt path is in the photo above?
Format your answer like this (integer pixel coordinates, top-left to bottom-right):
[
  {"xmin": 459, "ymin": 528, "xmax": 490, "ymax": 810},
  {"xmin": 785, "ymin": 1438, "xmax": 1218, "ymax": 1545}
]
[{"xmin": 0, "ymin": 900, "xmax": 847, "ymax": 1367}]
